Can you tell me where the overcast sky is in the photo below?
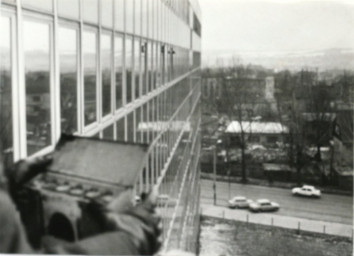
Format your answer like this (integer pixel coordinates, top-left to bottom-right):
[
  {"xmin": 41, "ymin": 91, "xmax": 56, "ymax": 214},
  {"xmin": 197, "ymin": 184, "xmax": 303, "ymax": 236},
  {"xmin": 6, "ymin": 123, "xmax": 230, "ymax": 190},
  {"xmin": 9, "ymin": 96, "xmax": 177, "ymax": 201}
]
[{"xmin": 200, "ymin": 0, "xmax": 354, "ymax": 53}]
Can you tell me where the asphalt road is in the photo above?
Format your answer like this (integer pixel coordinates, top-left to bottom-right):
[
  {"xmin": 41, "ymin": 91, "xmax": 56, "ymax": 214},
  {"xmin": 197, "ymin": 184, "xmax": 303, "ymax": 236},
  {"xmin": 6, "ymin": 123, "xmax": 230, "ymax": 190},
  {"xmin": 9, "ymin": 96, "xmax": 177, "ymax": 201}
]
[{"xmin": 201, "ymin": 179, "xmax": 353, "ymax": 225}]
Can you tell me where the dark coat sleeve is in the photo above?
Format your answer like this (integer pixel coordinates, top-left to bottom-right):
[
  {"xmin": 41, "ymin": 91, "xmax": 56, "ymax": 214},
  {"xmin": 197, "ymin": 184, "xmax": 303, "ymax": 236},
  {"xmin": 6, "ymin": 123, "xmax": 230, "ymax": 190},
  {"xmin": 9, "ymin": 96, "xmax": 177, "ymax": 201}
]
[
  {"xmin": 0, "ymin": 190, "xmax": 34, "ymax": 254},
  {"xmin": 0, "ymin": 189, "xmax": 156, "ymax": 255}
]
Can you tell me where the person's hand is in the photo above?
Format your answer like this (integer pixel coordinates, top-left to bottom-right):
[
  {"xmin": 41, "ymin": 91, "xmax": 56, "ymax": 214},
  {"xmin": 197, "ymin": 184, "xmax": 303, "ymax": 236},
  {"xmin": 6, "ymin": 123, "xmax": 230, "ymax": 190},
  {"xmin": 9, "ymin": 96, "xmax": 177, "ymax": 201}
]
[
  {"xmin": 122, "ymin": 189, "xmax": 163, "ymax": 254},
  {"xmin": 86, "ymin": 188, "xmax": 163, "ymax": 255},
  {"xmin": 6, "ymin": 155, "xmax": 52, "ymax": 202}
]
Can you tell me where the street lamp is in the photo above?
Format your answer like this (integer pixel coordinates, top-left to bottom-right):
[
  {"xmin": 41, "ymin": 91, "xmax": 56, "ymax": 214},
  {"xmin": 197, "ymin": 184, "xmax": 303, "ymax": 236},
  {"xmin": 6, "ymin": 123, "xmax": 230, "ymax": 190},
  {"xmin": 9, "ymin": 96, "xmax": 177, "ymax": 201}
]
[
  {"xmin": 213, "ymin": 145, "xmax": 216, "ymax": 205},
  {"xmin": 212, "ymin": 139, "xmax": 223, "ymax": 206}
]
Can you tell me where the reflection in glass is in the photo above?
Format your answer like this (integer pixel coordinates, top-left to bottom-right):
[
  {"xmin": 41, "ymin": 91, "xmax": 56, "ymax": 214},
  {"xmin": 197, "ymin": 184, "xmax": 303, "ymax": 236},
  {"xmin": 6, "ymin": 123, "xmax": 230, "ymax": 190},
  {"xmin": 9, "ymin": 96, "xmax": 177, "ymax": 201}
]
[
  {"xmin": 135, "ymin": 0, "xmax": 142, "ymax": 36},
  {"xmin": 142, "ymin": 42, "xmax": 148, "ymax": 95},
  {"xmin": 135, "ymin": 107, "xmax": 142, "ymax": 142},
  {"xmin": 134, "ymin": 39, "xmax": 141, "ymax": 99},
  {"xmin": 83, "ymin": 30, "xmax": 97, "ymax": 126},
  {"xmin": 101, "ymin": 0, "xmax": 113, "ymax": 28},
  {"xmin": 127, "ymin": 112, "xmax": 134, "ymax": 142},
  {"xmin": 149, "ymin": 42, "xmax": 155, "ymax": 91},
  {"xmin": 116, "ymin": 117, "xmax": 125, "ymax": 141},
  {"xmin": 22, "ymin": 0, "xmax": 53, "ymax": 12},
  {"xmin": 115, "ymin": 0, "xmax": 124, "ymax": 32},
  {"xmin": 24, "ymin": 20, "xmax": 51, "ymax": 155},
  {"xmin": 2, "ymin": 0, "xmax": 16, "ymax": 5},
  {"xmin": 148, "ymin": 0, "xmax": 153, "ymax": 38},
  {"xmin": 142, "ymin": 103, "xmax": 148, "ymax": 143},
  {"xmin": 142, "ymin": 0, "xmax": 147, "ymax": 37},
  {"xmin": 0, "ymin": 16, "xmax": 13, "ymax": 167},
  {"xmin": 58, "ymin": 0, "xmax": 79, "ymax": 19},
  {"xmin": 115, "ymin": 36, "xmax": 123, "ymax": 109},
  {"xmin": 59, "ymin": 27, "xmax": 78, "ymax": 134},
  {"xmin": 126, "ymin": 37, "xmax": 133, "ymax": 103},
  {"xmin": 103, "ymin": 125, "xmax": 114, "ymax": 140},
  {"xmin": 101, "ymin": 34, "xmax": 112, "ymax": 116},
  {"xmin": 156, "ymin": 43, "xmax": 162, "ymax": 87},
  {"xmin": 83, "ymin": 0, "xmax": 98, "ymax": 24},
  {"xmin": 126, "ymin": 0, "xmax": 134, "ymax": 33}
]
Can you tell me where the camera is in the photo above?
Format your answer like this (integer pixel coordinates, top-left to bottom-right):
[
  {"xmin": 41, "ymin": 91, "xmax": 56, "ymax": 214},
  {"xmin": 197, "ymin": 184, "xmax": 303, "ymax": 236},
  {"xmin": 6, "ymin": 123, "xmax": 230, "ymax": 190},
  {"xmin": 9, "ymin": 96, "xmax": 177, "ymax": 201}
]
[{"xmin": 15, "ymin": 134, "xmax": 148, "ymax": 248}]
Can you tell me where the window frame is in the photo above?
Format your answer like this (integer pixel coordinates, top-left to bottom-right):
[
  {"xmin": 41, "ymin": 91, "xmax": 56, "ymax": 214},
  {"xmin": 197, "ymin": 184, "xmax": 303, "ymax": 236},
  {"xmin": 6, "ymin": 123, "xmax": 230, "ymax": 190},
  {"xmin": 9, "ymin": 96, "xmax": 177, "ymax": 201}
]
[
  {"xmin": 0, "ymin": 10, "xmax": 18, "ymax": 163},
  {"xmin": 57, "ymin": 21, "xmax": 80, "ymax": 135},
  {"xmin": 100, "ymin": 30, "xmax": 114, "ymax": 121},
  {"xmin": 114, "ymin": 32, "xmax": 124, "ymax": 113},
  {"xmin": 82, "ymin": 25, "xmax": 99, "ymax": 133},
  {"xmin": 21, "ymin": 13, "xmax": 55, "ymax": 157}
]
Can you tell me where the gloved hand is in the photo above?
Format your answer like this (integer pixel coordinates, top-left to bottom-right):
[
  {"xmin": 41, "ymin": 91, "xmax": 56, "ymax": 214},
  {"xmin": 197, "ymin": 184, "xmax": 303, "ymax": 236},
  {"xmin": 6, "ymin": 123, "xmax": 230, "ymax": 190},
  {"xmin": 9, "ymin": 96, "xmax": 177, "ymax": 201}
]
[
  {"xmin": 6, "ymin": 155, "xmax": 53, "ymax": 202},
  {"xmin": 84, "ymin": 189, "xmax": 163, "ymax": 255}
]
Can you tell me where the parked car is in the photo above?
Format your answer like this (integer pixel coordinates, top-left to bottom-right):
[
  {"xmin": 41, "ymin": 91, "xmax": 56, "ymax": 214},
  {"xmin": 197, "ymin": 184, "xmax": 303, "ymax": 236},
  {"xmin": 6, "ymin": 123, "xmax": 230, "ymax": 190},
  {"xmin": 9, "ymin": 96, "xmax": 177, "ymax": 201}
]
[
  {"xmin": 228, "ymin": 196, "xmax": 253, "ymax": 209},
  {"xmin": 249, "ymin": 199, "xmax": 280, "ymax": 212},
  {"xmin": 292, "ymin": 185, "xmax": 321, "ymax": 198}
]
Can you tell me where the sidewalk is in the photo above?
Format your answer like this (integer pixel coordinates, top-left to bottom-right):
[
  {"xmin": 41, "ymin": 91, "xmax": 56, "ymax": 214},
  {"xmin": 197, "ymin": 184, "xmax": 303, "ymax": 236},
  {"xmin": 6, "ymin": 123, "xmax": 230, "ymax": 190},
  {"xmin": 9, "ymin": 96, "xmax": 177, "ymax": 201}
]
[{"xmin": 201, "ymin": 203, "xmax": 353, "ymax": 238}]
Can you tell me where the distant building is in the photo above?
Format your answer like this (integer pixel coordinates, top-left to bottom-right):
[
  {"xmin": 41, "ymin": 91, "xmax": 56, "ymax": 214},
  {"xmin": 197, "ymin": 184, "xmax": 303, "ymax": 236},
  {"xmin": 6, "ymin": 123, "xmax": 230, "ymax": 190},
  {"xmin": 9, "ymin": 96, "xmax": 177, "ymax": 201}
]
[
  {"xmin": 225, "ymin": 121, "xmax": 288, "ymax": 146},
  {"xmin": 332, "ymin": 109, "xmax": 353, "ymax": 189}
]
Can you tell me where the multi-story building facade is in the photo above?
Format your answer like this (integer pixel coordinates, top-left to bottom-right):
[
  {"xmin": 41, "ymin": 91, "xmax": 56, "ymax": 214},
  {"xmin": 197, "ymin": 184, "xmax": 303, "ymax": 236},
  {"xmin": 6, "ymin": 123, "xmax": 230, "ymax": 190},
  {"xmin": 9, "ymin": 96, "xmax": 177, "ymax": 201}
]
[{"xmin": 0, "ymin": 0, "xmax": 201, "ymax": 253}]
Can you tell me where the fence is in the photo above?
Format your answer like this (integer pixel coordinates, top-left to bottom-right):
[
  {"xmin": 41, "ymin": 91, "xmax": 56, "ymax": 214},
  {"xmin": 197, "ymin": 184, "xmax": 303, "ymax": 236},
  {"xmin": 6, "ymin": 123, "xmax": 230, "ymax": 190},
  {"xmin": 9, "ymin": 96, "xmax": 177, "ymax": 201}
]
[{"xmin": 201, "ymin": 204, "xmax": 353, "ymax": 239}]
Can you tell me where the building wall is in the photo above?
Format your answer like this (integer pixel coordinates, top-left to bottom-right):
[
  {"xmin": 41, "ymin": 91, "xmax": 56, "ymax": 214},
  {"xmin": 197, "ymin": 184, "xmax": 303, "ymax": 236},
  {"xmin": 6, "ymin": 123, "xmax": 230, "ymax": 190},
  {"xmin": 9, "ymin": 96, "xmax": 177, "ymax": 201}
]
[{"xmin": 0, "ymin": 0, "xmax": 201, "ymax": 253}]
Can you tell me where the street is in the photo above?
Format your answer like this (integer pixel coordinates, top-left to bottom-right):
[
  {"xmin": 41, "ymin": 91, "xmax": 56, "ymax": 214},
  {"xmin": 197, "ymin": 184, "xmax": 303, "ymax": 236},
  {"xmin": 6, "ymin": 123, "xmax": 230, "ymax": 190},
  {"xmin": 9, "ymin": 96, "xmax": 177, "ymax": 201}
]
[{"xmin": 201, "ymin": 179, "xmax": 353, "ymax": 225}]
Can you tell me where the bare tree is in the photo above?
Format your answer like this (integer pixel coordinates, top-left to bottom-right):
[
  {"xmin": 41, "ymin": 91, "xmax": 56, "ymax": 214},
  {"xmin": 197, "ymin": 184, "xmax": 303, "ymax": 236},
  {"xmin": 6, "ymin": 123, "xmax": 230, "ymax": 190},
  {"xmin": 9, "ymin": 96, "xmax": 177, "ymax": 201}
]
[
  {"xmin": 275, "ymin": 70, "xmax": 311, "ymax": 185},
  {"xmin": 219, "ymin": 74, "xmax": 259, "ymax": 183}
]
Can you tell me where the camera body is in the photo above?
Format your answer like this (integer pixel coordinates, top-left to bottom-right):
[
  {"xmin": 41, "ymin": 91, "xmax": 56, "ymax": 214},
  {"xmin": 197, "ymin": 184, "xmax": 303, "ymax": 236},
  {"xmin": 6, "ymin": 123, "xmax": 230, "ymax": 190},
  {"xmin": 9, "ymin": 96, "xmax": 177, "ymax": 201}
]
[
  {"xmin": 16, "ymin": 134, "xmax": 148, "ymax": 248},
  {"xmin": 17, "ymin": 172, "xmax": 125, "ymax": 247}
]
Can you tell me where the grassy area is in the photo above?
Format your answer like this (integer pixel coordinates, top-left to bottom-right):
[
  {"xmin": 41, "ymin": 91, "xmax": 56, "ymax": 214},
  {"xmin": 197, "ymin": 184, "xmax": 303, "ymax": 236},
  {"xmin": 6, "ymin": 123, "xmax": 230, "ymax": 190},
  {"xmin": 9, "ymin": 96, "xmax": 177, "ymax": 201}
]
[{"xmin": 199, "ymin": 217, "xmax": 352, "ymax": 256}]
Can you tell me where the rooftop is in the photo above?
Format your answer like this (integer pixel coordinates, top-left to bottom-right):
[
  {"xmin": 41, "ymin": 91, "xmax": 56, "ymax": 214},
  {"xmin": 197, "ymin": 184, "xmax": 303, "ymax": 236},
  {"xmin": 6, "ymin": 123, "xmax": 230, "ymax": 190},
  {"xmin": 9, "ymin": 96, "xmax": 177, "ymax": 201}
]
[{"xmin": 225, "ymin": 121, "xmax": 289, "ymax": 134}]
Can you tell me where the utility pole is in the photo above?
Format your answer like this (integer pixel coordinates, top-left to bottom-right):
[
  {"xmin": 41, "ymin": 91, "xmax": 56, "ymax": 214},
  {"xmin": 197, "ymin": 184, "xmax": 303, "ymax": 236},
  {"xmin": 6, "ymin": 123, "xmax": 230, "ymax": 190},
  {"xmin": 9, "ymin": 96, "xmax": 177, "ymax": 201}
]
[{"xmin": 213, "ymin": 146, "xmax": 217, "ymax": 205}]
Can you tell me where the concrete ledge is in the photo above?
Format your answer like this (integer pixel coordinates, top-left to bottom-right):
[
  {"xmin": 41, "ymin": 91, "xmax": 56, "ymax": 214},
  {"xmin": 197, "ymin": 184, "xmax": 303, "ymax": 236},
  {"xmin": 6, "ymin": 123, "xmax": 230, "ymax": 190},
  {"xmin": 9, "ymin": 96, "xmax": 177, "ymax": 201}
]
[{"xmin": 201, "ymin": 203, "xmax": 353, "ymax": 238}]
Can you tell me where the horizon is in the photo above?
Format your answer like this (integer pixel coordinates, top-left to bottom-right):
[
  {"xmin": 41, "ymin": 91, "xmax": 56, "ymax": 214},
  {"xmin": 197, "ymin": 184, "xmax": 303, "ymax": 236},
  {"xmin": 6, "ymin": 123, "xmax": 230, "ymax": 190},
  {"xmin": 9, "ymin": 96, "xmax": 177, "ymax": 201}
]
[{"xmin": 200, "ymin": 0, "xmax": 354, "ymax": 69}]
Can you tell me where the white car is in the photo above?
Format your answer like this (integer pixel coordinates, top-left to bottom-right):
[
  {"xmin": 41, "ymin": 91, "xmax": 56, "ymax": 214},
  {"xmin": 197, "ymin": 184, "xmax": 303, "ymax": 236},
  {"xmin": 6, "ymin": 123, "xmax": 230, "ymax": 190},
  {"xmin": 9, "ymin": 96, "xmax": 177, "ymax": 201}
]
[
  {"xmin": 249, "ymin": 199, "xmax": 280, "ymax": 212},
  {"xmin": 292, "ymin": 185, "xmax": 321, "ymax": 198},
  {"xmin": 228, "ymin": 196, "xmax": 253, "ymax": 209}
]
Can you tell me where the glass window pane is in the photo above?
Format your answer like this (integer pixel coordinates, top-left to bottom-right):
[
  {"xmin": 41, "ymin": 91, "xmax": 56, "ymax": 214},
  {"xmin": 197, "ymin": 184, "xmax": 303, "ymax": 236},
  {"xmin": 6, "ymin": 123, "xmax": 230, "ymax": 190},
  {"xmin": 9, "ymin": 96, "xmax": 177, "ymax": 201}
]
[
  {"xmin": 22, "ymin": 0, "xmax": 53, "ymax": 12},
  {"xmin": 126, "ymin": 37, "xmax": 133, "ymax": 103},
  {"xmin": 24, "ymin": 20, "xmax": 51, "ymax": 155},
  {"xmin": 126, "ymin": 0, "xmax": 134, "ymax": 33},
  {"xmin": 156, "ymin": 43, "xmax": 162, "ymax": 87},
  {"xmin": 134, "ymin": 38, "xmax": 141, "ymax": 99},
  {"xmin": 101, "ymin": 33, "xmax": 112, "ymax": 116},
  {"xmin": 3, "ymin": 0, "xmax": 16, "ymax": 5},
  {"xmin": 115, "ymin": 35, "xmax": 123, "ymax": 110},
  {"xmin": 142, "ymin": 103, "xmax": 149, "ymax": 143},
  {"xmin": 83, "ymin": 0, "xmax": 98, "ymax": 24},
  {"xmin": 142, "ymin": 41, "xmax": 148, "ymax": 95},
  {"xmin": 142, "ymin": 0, "xmax": 147, "ymax": 37},
  {"xmin": 150, "ymin": 41, "xmax": 155, "ymax": 91},
  {"xmin": 114, "ymin": 0, "xmax": 124, "ymax": 32},
  {"xmin": 127, "ymin": 112, "xmax": 134, "ymax": 142},
  {"xmin": 101, "ymin": 0, "xmax": 113, "ymax": 28},
  {"xmin": 116, "ymin": 117, "xmax": 125, "ymax": 141},
  {"xmin": 135, "ymin": 107, "xmax": 142, "ymax": 142},
  {"xmin": 103, "ymin": 125, "xmax": 114, "ymax": 140},
  {"xmin": 148, "ymin": 0, "xmax": 153, "ymax": 38},
  {"xmin": 135, "ymin": 0, "xmax": 141, "ymax": 36},
  {"xmin": 0, "ymin": 16, "xmax": 13, "ymax": 167},
  {"xmin": 83, "ymin": 30, "xmax": 97, "ymax": 126},
  {"xmin": 59, "ymin": 27, "xmax": 78, "ymax": 134},
  {"xmin": 58, "ymin": 0, "xmax": 79, "ymax": 19}
]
